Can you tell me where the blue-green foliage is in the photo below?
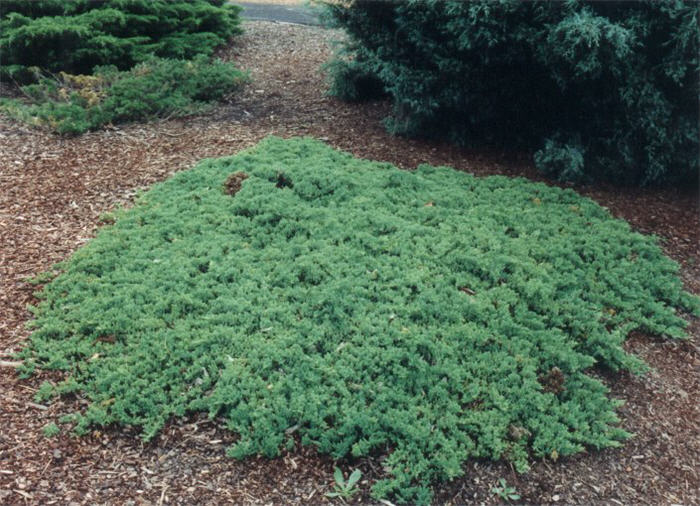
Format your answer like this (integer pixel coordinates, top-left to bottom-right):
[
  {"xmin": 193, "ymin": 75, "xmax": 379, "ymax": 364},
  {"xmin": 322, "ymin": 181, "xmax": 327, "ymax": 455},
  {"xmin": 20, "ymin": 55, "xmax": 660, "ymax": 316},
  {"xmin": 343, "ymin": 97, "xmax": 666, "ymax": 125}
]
[
  {"xmin": 322, "ymin": 0, "xmax": 699, "ymax": 185},
  {"xmin": 0, "ymin": 0, "xmax": 242, "ymax": 82},
  {"xmin": 23, "ymin": 138, "xmax": 699, "ymax": 503}
]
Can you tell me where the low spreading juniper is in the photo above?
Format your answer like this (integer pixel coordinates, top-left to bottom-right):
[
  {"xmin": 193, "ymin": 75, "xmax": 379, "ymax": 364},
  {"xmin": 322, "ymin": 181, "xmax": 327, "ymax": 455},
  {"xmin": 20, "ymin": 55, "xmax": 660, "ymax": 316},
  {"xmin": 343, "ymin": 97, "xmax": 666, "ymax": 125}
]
[
  {"xmin": 22, "ymin": 137, "xmax": 699, "ymax": 504},
  {"xmin": 0, "ymin": 57, "xmax": 247, "ymax": 134}
]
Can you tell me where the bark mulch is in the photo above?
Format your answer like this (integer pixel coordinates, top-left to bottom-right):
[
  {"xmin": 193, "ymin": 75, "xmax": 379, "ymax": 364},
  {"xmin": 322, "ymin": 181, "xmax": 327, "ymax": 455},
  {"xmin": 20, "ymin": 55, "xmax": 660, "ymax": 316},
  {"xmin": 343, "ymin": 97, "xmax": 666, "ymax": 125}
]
[{"xmin": 1, "ymin": 21, "xmax": 698, "ymax": 505}]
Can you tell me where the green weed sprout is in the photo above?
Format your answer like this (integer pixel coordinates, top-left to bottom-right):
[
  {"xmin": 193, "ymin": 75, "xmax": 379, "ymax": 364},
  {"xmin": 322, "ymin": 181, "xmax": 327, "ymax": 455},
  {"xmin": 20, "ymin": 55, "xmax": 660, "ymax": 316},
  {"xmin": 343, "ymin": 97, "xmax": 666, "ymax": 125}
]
[{"xmin": 326, "ymin": 468, "xmax": 362, "ymax": 501}]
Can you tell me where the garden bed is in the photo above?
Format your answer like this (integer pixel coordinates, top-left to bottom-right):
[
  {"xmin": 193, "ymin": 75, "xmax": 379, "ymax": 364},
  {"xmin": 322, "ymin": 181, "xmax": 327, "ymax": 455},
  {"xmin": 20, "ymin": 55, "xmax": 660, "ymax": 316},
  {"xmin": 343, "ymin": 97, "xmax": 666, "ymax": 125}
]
[{"xmin": 1, "ymin": 21, "xmax": 699, "ymax": 505}]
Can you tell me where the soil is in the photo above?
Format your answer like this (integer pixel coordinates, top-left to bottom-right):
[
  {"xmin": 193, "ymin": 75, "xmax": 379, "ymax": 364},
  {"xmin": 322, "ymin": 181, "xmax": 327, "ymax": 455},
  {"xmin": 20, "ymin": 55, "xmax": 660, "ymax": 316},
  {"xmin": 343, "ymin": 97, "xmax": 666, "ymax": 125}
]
[
  {"xmin": 224, "ymin": 172, "xmax": 249, "ymax": 196},
  {"xmin": 1, "ymin": 21, "xmax": 699, "ymax": 505}
]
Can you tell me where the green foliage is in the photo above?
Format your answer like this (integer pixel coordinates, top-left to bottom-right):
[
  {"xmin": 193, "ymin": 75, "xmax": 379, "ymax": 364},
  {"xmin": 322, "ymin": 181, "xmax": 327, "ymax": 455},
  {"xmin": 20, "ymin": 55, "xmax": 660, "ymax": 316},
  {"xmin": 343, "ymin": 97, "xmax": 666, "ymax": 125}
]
[
  {"xmin": 35, "ymin": 380, "xmax": 55, "ymax": 403},
  {"xmin": 23, "ymin": 138, "xmax": 698, "ymax": 504},
  {"xmin": 491, "ymin": 478, "xmax": 520, "ymax": 502},
  {"xmin": 42, "ymin": 422, "xmax": 60, "ymax": 438},
  {"xmin": 0, "ymin": 0, "xmax": 245, "ymax": 133},
  {"xmin": 323, "ymin": 58, "xmax": 386, "ymax": 102},
  {"xmin": 534, "ymin": 139, "xmax": 586, "ymax": 183},
  {"xmin": 0, "ymin": 57, "xmax": 247, "ymax": 134},
  {"xmin": 26, "ymin": 269, "xmax": 60, "ymax": 286},
  {"xmin": 0, "ymin": 0, "xmax": 242, "ymax": 82},
  {"xmin": 326, "ymin": 467, "xmax": 362, "ymax": 500},
  {"xmin": 322, "ymin": 0, "xmax": 699, "ymax": 185}
]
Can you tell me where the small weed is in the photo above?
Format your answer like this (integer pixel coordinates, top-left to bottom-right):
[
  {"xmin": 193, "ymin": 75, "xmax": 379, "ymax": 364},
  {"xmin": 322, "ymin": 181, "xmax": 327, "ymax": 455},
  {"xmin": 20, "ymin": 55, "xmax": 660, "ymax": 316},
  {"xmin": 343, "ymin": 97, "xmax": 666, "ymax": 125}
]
[
  {"xmin": 326, "ymin": 467, "xmax": 362, "ymax": 501},
  {"xmin": 42, "ymin": 423, "xmax": 60, "ymax": 438},
  {"xmin": 491, "ymin": 478, "xmax": 520, "ymax": 502}
]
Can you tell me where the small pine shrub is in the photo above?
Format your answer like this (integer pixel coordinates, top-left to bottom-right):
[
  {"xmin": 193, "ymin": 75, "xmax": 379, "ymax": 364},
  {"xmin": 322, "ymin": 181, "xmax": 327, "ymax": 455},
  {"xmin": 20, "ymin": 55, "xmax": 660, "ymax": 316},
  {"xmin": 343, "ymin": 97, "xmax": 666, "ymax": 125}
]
[
  {"xmin": 322, "ymin": 0, "xmax": 700, "ymax": 185},
  {"xmin": 0, "ymin": 0, "xmax": 242, "ymax": 82},
  {"xmin": 0, "ymin": 57, "xmax": 247, "ymax": 134},
  {"xmin": 23, "ymin": 138, "xmax": 699, "ymax": 504}
]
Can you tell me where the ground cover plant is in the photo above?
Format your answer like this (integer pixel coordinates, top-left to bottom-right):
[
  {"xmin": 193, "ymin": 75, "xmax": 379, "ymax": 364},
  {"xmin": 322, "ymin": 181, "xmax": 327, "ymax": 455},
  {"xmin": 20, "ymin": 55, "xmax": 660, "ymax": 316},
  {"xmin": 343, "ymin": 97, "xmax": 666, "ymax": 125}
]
[
  {"xmin": 0, "ymin": 0, "xmax": 245, "ymax": 133},
  {"xmin": 0, "ymin": 57, "xmax": 247, "ymax": 134},
  {"xmin": 321, "ymin": 0, "xmax": 699, "ymax": 185},
  {"xmin": 0, "ymin": 0, "xmax": 242, "ymax": 82},
  {"xmin": 21, "ymin": 137, "xmax": 698, "ymax": 504}
]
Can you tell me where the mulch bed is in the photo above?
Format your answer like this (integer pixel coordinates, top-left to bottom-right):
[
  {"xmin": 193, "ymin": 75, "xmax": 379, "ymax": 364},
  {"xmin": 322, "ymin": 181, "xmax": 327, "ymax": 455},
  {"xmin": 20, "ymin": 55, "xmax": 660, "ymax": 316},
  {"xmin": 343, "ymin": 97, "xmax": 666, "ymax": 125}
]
[{"xmin": 1, "ymin": 21, "xmax": 698, "ymax": 505}]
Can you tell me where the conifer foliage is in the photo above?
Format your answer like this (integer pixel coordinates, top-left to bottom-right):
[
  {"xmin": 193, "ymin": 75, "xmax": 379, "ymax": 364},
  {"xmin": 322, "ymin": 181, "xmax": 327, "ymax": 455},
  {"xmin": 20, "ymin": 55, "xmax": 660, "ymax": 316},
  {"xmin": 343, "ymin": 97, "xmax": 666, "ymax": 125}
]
[
  {"xmin": 322, "ymin": 0, "xmax": 699, "ymax": 185},
  {"xmin": 0, "ymin": 0, "xmax": 245, "ymax": 133},
  {"xmin": 0, "ymin": 0, "xmax": 242, "ymax": 82},
  {"xmin": 0, "ymin": 57, "xmax": 247, "ymax": 134},
  {"xmin": 23, "ymin": 138, "xmax": 699, "ymax": 504}
]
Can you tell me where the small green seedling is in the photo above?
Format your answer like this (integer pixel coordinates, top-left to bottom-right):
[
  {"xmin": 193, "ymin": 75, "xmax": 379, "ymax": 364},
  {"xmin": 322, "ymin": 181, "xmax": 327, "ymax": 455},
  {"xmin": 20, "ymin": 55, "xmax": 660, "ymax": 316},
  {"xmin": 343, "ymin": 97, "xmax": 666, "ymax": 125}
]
[
  {"xmin": 326, "ymin": 467, "xmax": 362, "ymax": 501},
  {"xmin": 491, "ymin": 478, "xmax": 520, "ymax": 502},
  {"xmin": 42, "ymin": 422, "xmax": 60, "ymax": 438}
]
